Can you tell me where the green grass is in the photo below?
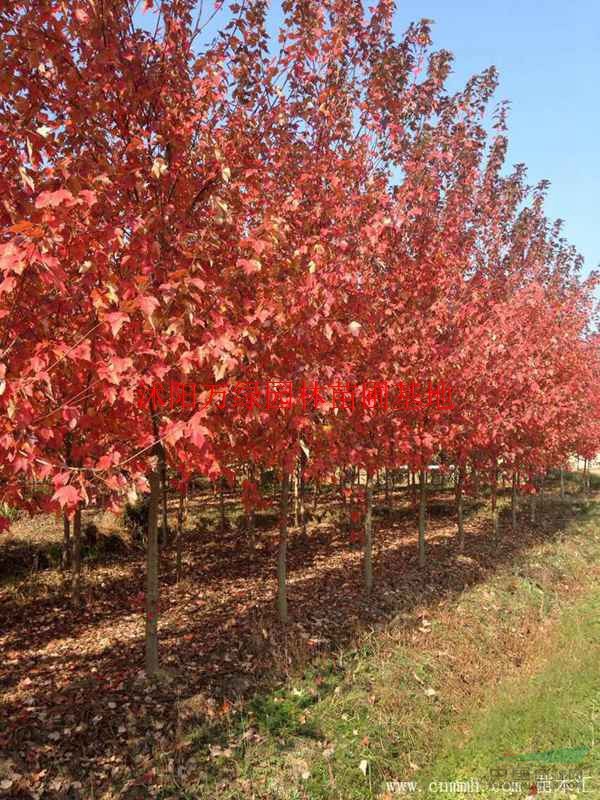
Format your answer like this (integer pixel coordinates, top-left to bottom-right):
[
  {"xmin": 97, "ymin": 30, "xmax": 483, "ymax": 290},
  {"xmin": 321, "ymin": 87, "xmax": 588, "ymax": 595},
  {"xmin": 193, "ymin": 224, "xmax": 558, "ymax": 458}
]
[
  {"xmin": 160, "ymin": 489, "xmax": 600, "ymax": 799},
  {"xmin": 423, "ymin": 589, "xmax": 600, "ymax": 798}
]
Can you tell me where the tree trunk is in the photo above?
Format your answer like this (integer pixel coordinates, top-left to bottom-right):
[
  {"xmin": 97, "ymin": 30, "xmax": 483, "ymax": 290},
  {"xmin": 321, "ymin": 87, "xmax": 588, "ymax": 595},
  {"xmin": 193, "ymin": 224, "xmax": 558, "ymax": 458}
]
[
  {"xmin": 299, "ymin": 464, "xmax": 306, "ymax": 536},
  {"xmin": 313, "ymin": 480, "xmax": 320, "ymax": 511},
  {"xmin": 491, "ymin": 463, "xmax": 498, "ymax": 536},
  {"xmin": 145, "ymin": 469, "xmax": 160, "ymax": 676},
  {"xmin": 63, "ymin": 433, "xmax": 73, "ymax": 571},
  {"xmin": 584, "ymin": 459, "xmax": 590, "ymax": 497},
  {"xmin": 384, "ymin": 468, "xmax": 390, "ymax": 505},
  {"xmin": 157, "ymin": 443, "xmax": 168, "ymax": 548},
  {"xmin": 472, "ymin": 463, "xmax": 479, "ymax": 497},
  {"xmin": 530, "ymin": 490, "xmax": 537, "ymax": 524},
  {"xmin": 560, "ymin": 467, "xmax": 565, "ymax": 499},
  {"xmin": 418, "ymin": 469, "xmax": 427, "ymax": 567},
  {"xmin": 71, "ymin": 507, "xmax": 82, "ymax": 604},
  {"xmin": 62, "ymin": 512, "xmax": 71, "ymax": 571},
  {"xmin": 511, "ymin": 471, "xmax": 518, "ymax": 532},
  {"xmin": 220, "ymin": 475, "xmax": 226, "ymax": 533},
  {"xmin": 247, "ymin": 463, "xmax": 256, "ymax": 544},
  {"xmin": 364, "ymin": 473, "xmax": 374, "ymax": 596},
  {"xmin": 175, "ymin": 490, "xmax": 185, "ymax": 583},
  {"xmin": 277, "ymin": 471, "xmax": 290, "ymax": 624},
  {"xmin": 456, "ymin": 466, "xmax": 464, "ymax": 551},
  {"xmin": 293, "ymin": 464, "xmax": 299, "ymax": 528}
]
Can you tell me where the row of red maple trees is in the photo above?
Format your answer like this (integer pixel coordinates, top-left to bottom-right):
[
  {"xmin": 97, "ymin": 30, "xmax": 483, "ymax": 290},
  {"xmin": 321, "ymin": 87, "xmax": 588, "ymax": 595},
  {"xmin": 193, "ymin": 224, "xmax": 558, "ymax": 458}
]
[{"xmin": 1, "ymin": 1, "xmax": 599, "ymax": 674}]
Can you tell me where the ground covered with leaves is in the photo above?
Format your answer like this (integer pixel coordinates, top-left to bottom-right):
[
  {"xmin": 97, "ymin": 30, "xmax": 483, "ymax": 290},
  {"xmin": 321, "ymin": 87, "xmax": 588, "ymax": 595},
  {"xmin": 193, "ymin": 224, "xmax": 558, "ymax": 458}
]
[{"xmin": 0, "ymin": 478, "xmax": 596, "ymax": 798}]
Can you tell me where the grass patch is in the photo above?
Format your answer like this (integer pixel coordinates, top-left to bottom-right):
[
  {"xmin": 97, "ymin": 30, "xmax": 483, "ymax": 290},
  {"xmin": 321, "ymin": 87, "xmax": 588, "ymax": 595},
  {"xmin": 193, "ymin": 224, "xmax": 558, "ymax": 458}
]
[{"xmin": 184, "ymin": 498, "xmax": 600, "ymax": 799}]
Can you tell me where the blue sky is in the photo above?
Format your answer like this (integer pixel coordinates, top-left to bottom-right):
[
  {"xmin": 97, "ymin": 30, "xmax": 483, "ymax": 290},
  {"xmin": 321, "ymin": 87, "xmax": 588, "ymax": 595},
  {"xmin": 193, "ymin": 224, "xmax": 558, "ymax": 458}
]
[
  {"xmin": 391, "ymin": 0, "xmax": 600, "ymax": 278},
  {"xmin": 139, "ymin": 1, "xmax": 599, "ymax": 276}
]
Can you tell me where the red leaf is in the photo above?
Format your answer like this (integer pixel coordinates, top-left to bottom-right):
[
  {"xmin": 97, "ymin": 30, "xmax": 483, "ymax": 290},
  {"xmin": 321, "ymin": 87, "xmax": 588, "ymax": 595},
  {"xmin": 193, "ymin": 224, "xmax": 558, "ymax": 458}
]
[
  {"xmin": 78, "ymin": 189, "xmax": 97, "ymax": 207},
  {"xmin": 51, "ymin": 485, "xmax": 80, "ymax": 510},
  {"xmin": 103, "ymin": 311, "xmax": 130, "ymax": 336},
  {"xmin": 136, "ymin": 295, "xmax": 160, "ymax": 318},
  {"xmin": 187, "ymin": 412, "xmax": 208, "ymax": 448},
  {"xmin": 35, "ymin": 189, "xmax": 77, "ymax": 209},
  {"xmin": 237, "ymin": 258, "xmax": 262, "ymax": 275}
]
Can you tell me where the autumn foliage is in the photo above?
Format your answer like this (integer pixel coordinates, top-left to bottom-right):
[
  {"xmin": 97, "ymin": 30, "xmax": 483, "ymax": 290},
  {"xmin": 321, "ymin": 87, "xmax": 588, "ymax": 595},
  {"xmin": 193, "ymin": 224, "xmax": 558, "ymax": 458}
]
[{"xmin": 0, "ymin": 1, "xmax": 598, "ymax": 674}]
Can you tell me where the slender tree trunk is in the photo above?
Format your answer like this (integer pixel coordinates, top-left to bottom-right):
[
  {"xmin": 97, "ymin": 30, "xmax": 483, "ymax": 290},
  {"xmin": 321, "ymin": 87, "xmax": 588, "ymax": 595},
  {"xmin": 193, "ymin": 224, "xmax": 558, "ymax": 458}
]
[
  {"xmin": 145, "ymin": 469, "xmax": 160, "ymax": 676},
  {"xmin": 418, "ymin": 469, "xmax": 427, "ymax": 567},
  {"xmin": 456, "ymin": 466, "xmax": 464, "ymax": 551},
  {"xmin": 63, "ymin": 433, "xmax": 73, "ymax": 571},
  {"xmin": 411, "ymin": 471, "xmax": 417, "ymax": 512},
  {"xmin": 511, "ymin": 471, "xmax": 518, "ymax": 532},
  {"xmin": 313, "ymin": 480, "xmax": 320, "ymax": 511},
  {"xmin": 530, "ymin": 490, "xmax": 537, "ymax": 524},
  {"xmin": 491, "ymin": 462, "xmax": 498, "ymax": 536},
  {"xmin": 384, "ymin": 468, "xmax": 390, "ymax": 505},
  {"xmin": 364, "ymin": 473, "xmax": 374, "ymax": 596},
  {"xmin": 220, "ymin": 475, "xmax": 226, "ymax": 533},
  {"xmin": 277, "ymin": 471, "xmax": 290, "ymax": 624},
  {"xmin": 472, "ymin": 463, "xmax": 479, "ymax": 497},
  {"xmin": 584, "ymin": 459, "xmax": 591, "ymax": 497},
  {"xmin": 175, "ymin": 490, "xmax": 185, "ymax": 583},
  {"xmin": 62, "ymin": 513, "xmax": 71, "ymax": 571},
  {"xmin": 299, "ymin": 464, "xmax": 306, "ymax": 536},
  {"xmin": 248, "ymin": 464, "xmax": 256, "ymax": 544},
  {"xmin": 293, "ymin": 464, "xmax": 299, "ymax": 528},
  {"xmin": 157, "ymin": 443, "xmax": 168, "ymax": 547},
  {"xmin": 560, "ymin": 467, "xmax": 565, "ymax": 499},
  {"xmin": 71, "ymin": 506, "xmax": 81, "ymax": 604}
]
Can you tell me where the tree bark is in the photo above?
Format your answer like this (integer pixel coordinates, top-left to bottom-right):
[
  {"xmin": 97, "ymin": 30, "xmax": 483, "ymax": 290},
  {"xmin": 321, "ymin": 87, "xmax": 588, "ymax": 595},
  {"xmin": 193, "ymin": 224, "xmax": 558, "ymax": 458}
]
[
  {"xmin": 299, "ymin": 461, "xmax": 306, "ymax": 537},
  {"xmin": 456, "ymin": 466, "xmax": 464, "ymax": 551},
  {"xmin": 220, "ymin": 475, "xmax": 226, "ymax": 533},
  {"xmin": 293, "ymin": 463, "xmax": 299, "ymax": 528},
  {"xmin": 491, "ymin": 462, "xmax": 498, "ymax": 536},
  {"xmin": 472, "ymin": 463, "xmax": 479, "ymax": 497},
  {"xmin": 145, "ymin": 469, "xmax": 160, "ymax": 676},
  {"xmin": 63, "ymin": 433, "xmax": 73, "ymax": 571},
  {"xmin": 277, "ymin": 471, "xmax": 290, "ymax": 624},
  {"xmin": 62, "ymin": 513, "xmax": 71, "ymax": 571},
  {"xmin": 560, "ymin": 467, "xmax": 565, "ymax": 499},
  {"xmin": 175, "ymin": 490, "xmax": 185, "ymax": 583},
  {"xmin": 418, "ymin": 469, "xmax": 427, "ymax": 567},
  {"xmin": 364, "ymin": 473, "xmax": 374, "ymax": 596},
  {"xmin": 71, "ymin": 506, "xmax": 81, "ymax": 604},
  {"xmin": 160, "ymin": 458, "xmax": 169, "ymax": 547},
  {"xmin": 511, "ymin": 471, "xmax": 518, "ymax": 532},
  {"xmin": 530, "ymin": 489, "xmax": 537, "ymax": 524}
]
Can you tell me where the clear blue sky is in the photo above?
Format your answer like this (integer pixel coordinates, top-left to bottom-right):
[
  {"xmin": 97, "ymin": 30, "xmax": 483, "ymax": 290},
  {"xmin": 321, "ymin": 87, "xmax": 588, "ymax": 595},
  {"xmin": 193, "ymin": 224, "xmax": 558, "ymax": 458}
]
[
  {"xmin": 139, "ymin": 1, "xmax": 599, "ymax": 276},
  {"xmin": 391, "ymin": 0, "xmax": 600, "ymax": 278}
]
